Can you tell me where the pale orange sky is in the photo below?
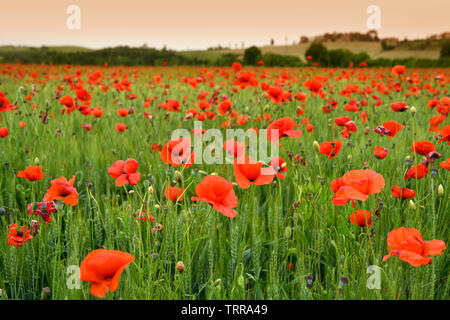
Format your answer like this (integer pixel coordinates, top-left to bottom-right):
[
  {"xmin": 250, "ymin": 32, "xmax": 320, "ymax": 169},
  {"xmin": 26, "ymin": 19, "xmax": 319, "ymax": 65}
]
[{"xmin": 0, "ymin": 0, "xmax": 449, "ymax": 50}]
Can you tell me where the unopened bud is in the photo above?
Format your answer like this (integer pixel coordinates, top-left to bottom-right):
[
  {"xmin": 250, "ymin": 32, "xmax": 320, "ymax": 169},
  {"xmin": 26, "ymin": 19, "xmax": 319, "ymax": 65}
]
[
  {"xmin": 175, "ymin": 170, "xmax": 184, "ymax": 185},
  {"xmin": 148, "ymin": 186, "xmax": 154, "ymax": 194},
  {"xmin": 154, "ymin": 204, "xmax": 161, "ymax": 210},
  {"xmin": 34, "ymin": 157, "xmax": 40, "ymax": 165},
  {"xmin": 313, "ymin": 141, "xmax": 320, "ymax": 152},
  {"xmin": 176, "ymin": 261, "xmax": 185, "ymax": 273},
  {"xmin": 348, "ymin": 154, "xmax": 352, "ymax": 161},
  {"xmin": 409, "ymin": 200, "xmax": 416, "ymax": 210},
  {"xmin": 438, "ymin": 184, "xmax": 444, "ymax": 196},
  {"xmin": 410, "ymin": 106, "xmax": 416, "ymax": 116}
]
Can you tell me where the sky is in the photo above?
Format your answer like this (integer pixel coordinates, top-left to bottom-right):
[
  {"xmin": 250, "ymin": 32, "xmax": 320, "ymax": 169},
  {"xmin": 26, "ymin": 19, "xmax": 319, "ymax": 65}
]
[{"xmin": 0, "ymin": 0, "xmax": 448, "ymax": 51}]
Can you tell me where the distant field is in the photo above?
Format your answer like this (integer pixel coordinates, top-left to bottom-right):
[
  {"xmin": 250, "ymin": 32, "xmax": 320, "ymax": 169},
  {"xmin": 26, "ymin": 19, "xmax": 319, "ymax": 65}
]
[{"xmin": 180, "ymin": 41, "xmax": 441, "ymax": 61}]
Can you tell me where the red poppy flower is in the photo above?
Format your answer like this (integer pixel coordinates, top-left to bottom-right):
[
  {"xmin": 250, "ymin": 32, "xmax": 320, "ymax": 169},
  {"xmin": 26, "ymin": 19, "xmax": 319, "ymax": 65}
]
[
  {"xmin": 410, "ymin": 141, "xmax": 436, "ymax": 156},
  {"xmin": 391, "ymin": 102, "xmax": 408, "ymax": 112},
  {"xmin": 115, "ymin": 123, "xmax": 128, "ymax": 132},
  {"xmin": 108, "ymin": 159, "xmax": 141, "ymax": 187},
  {"xmin": 335, "ymin": 116, "xmax": 351, "ymax": 126},
  {"xmin": 17, "ymin": 165, "xmax": 44, "ymax": 181},
  {"xmin": 233, "ymin": 156, "xmax": 275, "ymax": 189},
  {"xmin": 0, "ymin": 127, "xmax": 9, "ymax": 138},
  {"xmin": 117, "ymin": 108, "xmax": 129, "ymax": 117},
  {"xmin": 440, "ymin": 158, "xmax": 450, "ymax": 171},
  {"xmin": 82, "ymin": 123, "xmax": 92, "ymax": 131},
  {"xmin": 27, "ymin": 201, "xmax": 57, "ymax": 224},
  {"xmin": 160, "ymin": 137, "xmax": 195, "ymax": 168},
  {"xmin": 319, "ymin": 140, "xmax": 343, "ymax": 159},
  {"xmin": 92, "ymin": 108, "xmax": 104, "ymax": 118},
  {"xmin": 437, "ymin": 125, "xmax": 450, "ymax": 145},
  {"xmin": 373, "ymin": 146, "xmax": 389, "ymax": 159},
  {"xmin": 43, "ymin": 176, "xmax": 79, "ymax": 206},
  {"xmin": 7, "ymin": 224, "xmax": 33, "ymax": 247},
  {"xmin": 349, "ymin": 210, "xmax": 372, "ymax": 227},
  {"xmin": 404, "ymin": 164, "xmax": 429, "ymax": 180},
  {"xmin": 164, "ymin": 186, "xmax": 185, "ymax": 202},
  {"xmin": 270, "ymin": 157, "xmax": 288, "ymax": 179},
  {"xmin": 383, "ymin": 121, "xmax": 404, "ymax": 138},
  {"xmin": 382, "ymin": 227, "xmax": 446, "ymax": 267},
  {"xmin": 191, "ymin": 175, "xmax": 238, "ymax": 218},
  {"xmin": 331, "ymin": 169, "xmax": 385, "ymax": 206},
  {"xmin": 267, "ymin": 117, "xmax": 302, "ymax": 143},
  {"xmin": 59, "ymin": 95, "xmax": 75, "ymax": 108},
  {"xmin": 392, "ymin": 65, "xmax": 406, "ymax": 76},
  {"xmin": 80, "ymin": 249, "xmax": 134, "ymax": 298},
  {"xmin": 391, "ymin": 186, "xmax": 416, "ymax": 199},
  {"xmin": 218, "ymin": 99, "xmax": 232, "ymax": 115},
  {"xmin": 151, "ymin": 143, "xmax": 162, "ymax": 152}
]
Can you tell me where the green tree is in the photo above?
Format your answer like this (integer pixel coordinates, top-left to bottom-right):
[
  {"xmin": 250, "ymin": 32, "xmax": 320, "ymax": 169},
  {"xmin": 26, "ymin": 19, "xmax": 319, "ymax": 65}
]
[
  {"xmin": 305, "ymin": 42, "xmax": 329, "ymax": 66},
  {"xmin": 243, "ymin": 46, "xmax": 262, "ymax": 65},
  {"xmin": 440, "ymin": 40, "xmax": 450, "ymax": 58}
]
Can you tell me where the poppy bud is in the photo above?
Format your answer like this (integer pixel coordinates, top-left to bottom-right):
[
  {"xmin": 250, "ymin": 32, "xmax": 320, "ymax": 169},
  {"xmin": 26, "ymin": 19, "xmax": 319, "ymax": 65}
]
[
  {"xmin": 438, "ymin": 184, "xmax": 444, "ymax": 196},
  {"xmin": 409, "ymin": 200, "xmax": 416, "ymax": 210},
  {"xmin": 175, "ymin": 170, "xmax": 184, "ymax": 185},
  {"xmin": 214, "ymin": 279, "xmax": 222, "ymax": 286},
  {"xmin": 154, "ymin": 204, "xmax": 160, "ymax": 210},
  {"xmin": 313, "ymin": 140, "xmax": 320, "ymax": 152},
  {"xmin": 285, "ymin": 226, "xmax": 292, "ymax": 238},
  {"xmin": 0, "ymin": 207, "xmax": 6, "ymax": 216},
  {"xmin": 40, "ymin": 287, "xmax": 51, "ymax": 300},
  {"xmin": 129, "ymin": 190, "xmax": 135, "ymax": 194},
  {"xmin": 410, "ymin": 106, "xmax": 416, "ymax": 117},
  {"xmin": 176, "ymin": 261, "xmax": 185, "ymax": 273},
  {"xmin": 148, "ymin": 186, "xmax": 154, "ymax": 194},
  {"xmin": 34, "ymin": 157, "xmax": 39, "ymax": 165},
  {"xmin": 263, "ymin": 104, "xmax": 270, "ymax": 112},
  {"xmin": 364, "ymin": 127, "xmax": 370, "ymax": 135},
  {"xmin": 348, "ymin": 154, "xmax": 352, "ymax": 161}
]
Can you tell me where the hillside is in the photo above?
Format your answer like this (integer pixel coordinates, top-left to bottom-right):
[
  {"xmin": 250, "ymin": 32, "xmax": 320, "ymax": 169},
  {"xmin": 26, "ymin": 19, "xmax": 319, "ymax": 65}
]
[{"xmin": 180, "ymin": 41, "xmax": 441, "ymax": 62}]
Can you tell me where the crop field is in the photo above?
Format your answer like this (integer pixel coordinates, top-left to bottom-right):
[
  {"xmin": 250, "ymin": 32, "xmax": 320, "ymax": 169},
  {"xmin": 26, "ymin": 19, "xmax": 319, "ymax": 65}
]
[{"xmin": 0, "ymin": 63, "xmax": 448, "ymax": 300}]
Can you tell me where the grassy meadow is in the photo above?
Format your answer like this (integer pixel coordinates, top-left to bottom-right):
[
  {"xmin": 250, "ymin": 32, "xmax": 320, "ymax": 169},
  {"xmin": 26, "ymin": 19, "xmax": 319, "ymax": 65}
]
[{"xmin": 0, "ymin": 63, "xmax": 448, "ymax": 300}]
